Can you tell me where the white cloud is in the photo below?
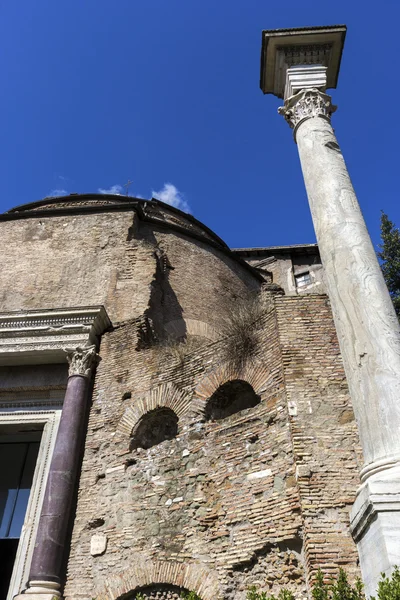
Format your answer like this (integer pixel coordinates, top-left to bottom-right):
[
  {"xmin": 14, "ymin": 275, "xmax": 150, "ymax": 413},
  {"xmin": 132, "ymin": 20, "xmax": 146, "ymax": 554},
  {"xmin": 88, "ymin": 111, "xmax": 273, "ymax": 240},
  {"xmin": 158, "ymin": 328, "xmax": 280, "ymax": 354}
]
[
  {"xmin": 152, "ymin": 183, "xmax": 190, "ymax": 213},
  {"xmin": 96, "ymin": 181, "xmax": 190, "ymax": 212},
  {"xmin": 49, "ymin": 189, "xmax": 68, "ymax": 197},
  {"xmin": 98, "ymin": 184, "xmax": 124, "ymax": 195}
]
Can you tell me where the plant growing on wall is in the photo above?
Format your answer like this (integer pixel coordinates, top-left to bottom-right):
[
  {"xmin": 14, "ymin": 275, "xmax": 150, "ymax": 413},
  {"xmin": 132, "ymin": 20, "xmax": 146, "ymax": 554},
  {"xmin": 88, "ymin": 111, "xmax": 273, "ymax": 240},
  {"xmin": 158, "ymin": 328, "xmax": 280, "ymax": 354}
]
[{"xmin": 180, "ymin": 592, "xmax": 202, "ymax": 600}]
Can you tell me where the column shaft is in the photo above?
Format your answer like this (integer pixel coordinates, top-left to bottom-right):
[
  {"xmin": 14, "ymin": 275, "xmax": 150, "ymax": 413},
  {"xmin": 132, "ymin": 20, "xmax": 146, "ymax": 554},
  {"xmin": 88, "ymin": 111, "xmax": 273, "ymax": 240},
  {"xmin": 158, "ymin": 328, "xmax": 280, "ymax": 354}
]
[
  {"xmin": 285, "ymin": 105, "xmax": 400, "ymax": 594},
  {"xmin": 295, "ymin": 114, "xmax": 400, "ymax": 476},
  {"xmin": 28, "ymin": 374, "xmax": 89, "ymax": 587}
]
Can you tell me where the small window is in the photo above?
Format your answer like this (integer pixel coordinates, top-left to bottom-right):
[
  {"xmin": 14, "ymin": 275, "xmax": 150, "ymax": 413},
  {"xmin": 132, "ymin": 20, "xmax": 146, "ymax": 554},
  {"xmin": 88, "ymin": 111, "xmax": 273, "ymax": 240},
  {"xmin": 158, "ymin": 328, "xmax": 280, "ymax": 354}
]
[{"xmin": 295, "ymin": 271, "xmax": 311, "ymax": 288}]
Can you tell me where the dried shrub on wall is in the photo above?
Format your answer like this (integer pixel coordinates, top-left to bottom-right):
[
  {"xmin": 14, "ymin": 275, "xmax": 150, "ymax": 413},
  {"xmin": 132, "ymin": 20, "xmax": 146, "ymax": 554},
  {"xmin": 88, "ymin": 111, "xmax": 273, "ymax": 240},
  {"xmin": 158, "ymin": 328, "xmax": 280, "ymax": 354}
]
[
  {"xmin": 153, "ymin": 335, "xmax": 206, "ymax": 369},
  {"xmin": 222, "ymin": 294, "xmax": 265, "ymax": 370}
]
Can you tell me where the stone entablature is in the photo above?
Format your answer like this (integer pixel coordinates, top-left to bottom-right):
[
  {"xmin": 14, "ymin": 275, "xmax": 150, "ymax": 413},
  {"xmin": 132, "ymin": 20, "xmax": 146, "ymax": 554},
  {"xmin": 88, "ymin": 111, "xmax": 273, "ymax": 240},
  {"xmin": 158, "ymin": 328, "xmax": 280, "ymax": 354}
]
[{"xmin": 0, "ymin": 306, "xmax": 111, "ymax": 365}]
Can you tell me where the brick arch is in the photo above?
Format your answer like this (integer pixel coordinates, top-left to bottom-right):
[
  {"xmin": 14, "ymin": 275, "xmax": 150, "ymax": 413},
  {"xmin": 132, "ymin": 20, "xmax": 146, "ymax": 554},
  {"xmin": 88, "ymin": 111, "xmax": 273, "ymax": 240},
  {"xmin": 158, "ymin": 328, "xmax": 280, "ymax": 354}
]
[
  {"xmin": 95, "ymin": 559, "xmax": 221, "ymax": 600},
  {"xmin": 118, "ymin": 382, "xmax": 193, "ymax": 437},
  {"xmin": 192, "ymin": 360, "xmax": 271, "ymax": 416}
]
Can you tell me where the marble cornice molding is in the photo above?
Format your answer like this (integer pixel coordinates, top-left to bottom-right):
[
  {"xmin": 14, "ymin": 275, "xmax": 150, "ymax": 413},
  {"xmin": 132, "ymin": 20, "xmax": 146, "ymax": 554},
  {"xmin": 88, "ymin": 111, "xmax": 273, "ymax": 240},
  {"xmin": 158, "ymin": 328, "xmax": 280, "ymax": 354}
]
[{"xmin": 0, "ymin": 305, "xmax": 111, "ymax": 366}]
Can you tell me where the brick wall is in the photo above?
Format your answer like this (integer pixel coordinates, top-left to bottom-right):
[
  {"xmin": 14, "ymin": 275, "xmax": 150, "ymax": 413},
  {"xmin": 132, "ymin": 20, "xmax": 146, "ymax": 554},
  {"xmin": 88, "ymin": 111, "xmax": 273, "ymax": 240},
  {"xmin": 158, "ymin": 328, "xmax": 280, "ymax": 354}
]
[
  {"xmin": 64, "ymin": 293, "xmax": 363, "ymax": 600},
  {"xmin": 64, "ymin": 299, "xmax": 310, "ymax": 600},
  {"xmin": 0, "ymin": 206, "xmax": 363, "ymax": 599},
  {"xmin": 276, "ymin": 295, "xmax": 362, "ymax": 584}
]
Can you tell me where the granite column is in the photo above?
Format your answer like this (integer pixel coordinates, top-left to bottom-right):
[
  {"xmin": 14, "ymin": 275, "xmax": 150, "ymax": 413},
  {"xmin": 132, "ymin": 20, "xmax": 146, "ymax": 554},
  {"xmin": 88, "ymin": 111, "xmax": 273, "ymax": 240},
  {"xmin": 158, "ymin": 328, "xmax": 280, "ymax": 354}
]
[{"xmin": 23, "ymin": 346, "xmax": 98, "ymax": 599}]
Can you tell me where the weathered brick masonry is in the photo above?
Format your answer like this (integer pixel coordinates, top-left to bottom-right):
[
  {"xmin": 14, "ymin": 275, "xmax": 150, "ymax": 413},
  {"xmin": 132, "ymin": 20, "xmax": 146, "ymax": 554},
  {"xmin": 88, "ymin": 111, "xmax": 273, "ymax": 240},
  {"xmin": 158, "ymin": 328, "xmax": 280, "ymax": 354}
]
[
  {"xmin": 275, "ymin": 296, "xmax": 362, "ymax": 582},
  {"xmin": 0, "ymin": 196, "xmax": 363, "ymax": 599}
]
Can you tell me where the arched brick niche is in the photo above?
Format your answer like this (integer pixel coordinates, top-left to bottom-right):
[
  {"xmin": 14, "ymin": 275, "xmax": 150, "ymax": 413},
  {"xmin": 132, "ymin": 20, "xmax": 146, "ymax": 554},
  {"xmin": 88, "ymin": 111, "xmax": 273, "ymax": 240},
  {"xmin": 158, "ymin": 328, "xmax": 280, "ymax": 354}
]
[
  {"xmin": 193, "ymin": 360, "xmax": 271, "ymax": 419},
  {"xmin": 130, "ymin": 407, "xmax": 179, "ymax": 450},
  {"xmin": 95, "ymin": 560, "xmax": 221, "ymax": 600},
  {"xmin": 204, "ymin": 379, "xmax": 260, "ymax": 420},
  {"xmin": 118, "ymin": 382, "xmax": 194, "ymax": 442},
  {"xmin": 120, "ymin": 584, "xmax": 197, "ymax": 600}
]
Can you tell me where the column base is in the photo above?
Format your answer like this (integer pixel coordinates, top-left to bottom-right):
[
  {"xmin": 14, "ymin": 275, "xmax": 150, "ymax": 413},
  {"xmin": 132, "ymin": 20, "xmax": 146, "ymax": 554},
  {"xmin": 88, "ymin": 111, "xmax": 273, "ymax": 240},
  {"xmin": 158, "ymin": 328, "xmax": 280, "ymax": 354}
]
[
  {"xmin": 14, "ymin": 580, "xmax": 62, "ymax": 600},
  {"xmin": 350, "ymin": 466, "xmax": 400, "ymax": 597}
]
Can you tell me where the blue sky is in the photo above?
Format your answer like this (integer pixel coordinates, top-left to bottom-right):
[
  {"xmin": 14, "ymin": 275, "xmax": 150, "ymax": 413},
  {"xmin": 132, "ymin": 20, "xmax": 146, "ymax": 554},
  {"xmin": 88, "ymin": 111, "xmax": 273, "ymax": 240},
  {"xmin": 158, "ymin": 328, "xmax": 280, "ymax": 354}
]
[{"xmin": 0, "ymin": 0, "xmax": 398, "ymax": 249}]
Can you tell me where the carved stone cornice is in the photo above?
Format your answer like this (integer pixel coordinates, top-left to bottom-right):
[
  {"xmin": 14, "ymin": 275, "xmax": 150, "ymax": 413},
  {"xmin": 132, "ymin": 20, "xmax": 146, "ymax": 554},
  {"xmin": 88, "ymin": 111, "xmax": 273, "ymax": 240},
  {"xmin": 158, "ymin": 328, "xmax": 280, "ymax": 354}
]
[
  {"xmin": 0, "ymin": 306, "xmax": 111, "ymax": 366},
  {"xmin": 278, "ymin": 88, "xmax": 336, "ymax": 139},
  {"xmin": 65, "ymin": 345, "xmax": 99, "ymax": 377}
]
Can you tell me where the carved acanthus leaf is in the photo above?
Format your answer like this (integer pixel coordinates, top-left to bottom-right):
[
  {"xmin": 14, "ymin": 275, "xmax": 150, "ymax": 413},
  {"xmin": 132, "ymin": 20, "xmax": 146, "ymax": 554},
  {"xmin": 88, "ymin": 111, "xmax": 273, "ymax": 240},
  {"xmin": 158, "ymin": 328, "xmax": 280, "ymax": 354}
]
[
  {"xmin": 278, "ymin": 88, "xmax": 336, "ymax": 132},
  {"xmin": 65, "ymin": 345, "xmax": 99, "ymax": 377}
]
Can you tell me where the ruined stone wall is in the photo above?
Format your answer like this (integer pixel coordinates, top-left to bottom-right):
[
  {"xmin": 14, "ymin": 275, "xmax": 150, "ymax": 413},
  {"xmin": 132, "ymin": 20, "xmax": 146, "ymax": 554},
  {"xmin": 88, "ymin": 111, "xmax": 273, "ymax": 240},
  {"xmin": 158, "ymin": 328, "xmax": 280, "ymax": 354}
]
[
  {"xmin": 135, "ymin": 223, "xmax": 260, "ymax": 343},
  {"xmin": 63, "ymin": 291, "xmax": 363, "ymax": 600},
  {"xmin": 0, "ymin": 206, "xmax": 363, "ymax": 600},
  {"xmin": 241, "ymin": 250, "xmax": 326, "ymax": 297},
  {"xmin": 275, "ymin": 295, "xmax": 362, "ymax": 583},
  {"xmin": 64, "ymin": 298, "xmax": 308, "ymax": 600}
]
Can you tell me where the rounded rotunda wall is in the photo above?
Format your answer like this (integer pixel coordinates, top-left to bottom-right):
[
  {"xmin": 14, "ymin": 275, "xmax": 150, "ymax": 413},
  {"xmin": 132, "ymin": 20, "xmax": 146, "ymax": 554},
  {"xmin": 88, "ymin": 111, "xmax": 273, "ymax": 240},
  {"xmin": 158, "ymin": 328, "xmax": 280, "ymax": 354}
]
[{"xmin": 0, "ymin": 194, "xmax": 262, "ymax": 334}]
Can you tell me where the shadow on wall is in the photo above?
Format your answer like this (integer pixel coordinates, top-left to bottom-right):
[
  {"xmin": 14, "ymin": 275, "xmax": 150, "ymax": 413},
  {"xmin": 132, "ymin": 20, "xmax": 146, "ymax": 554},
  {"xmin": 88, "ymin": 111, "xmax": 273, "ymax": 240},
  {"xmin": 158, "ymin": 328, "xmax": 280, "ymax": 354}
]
[{"xmin": 135, "ymin": 226, "xmax": 186, "ymax": 347}]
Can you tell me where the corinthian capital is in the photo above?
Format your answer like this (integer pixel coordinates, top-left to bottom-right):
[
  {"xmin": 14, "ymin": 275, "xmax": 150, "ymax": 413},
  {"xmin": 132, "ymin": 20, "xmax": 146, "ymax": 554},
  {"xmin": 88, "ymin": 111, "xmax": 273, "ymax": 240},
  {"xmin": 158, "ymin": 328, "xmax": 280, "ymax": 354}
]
[
  {"xmin": 65, "ymin": 345, "xmax": 99, "ymax": 377},
  {"xmin": 278, "ymin": 88, "xmax": 336, "ymax": 136}
]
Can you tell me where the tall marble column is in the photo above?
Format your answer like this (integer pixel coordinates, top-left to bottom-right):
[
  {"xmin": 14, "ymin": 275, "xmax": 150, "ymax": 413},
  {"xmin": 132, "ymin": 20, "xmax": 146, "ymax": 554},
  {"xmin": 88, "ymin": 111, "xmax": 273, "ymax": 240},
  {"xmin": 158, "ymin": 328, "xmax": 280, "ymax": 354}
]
[
  {"xmin": 22, "ymin": 346, "xmax": 98, "ymax": 599},
  {"xmin": 259, "ymin": 25, "xmax": 400, "ymax": 592},
  {"xmin": 279, "ymin": 87, "xmax": 400, "ymax": 470},
  {"xmin": 278, "ymin": 86, "xmax": 400, "ymax": 593}
]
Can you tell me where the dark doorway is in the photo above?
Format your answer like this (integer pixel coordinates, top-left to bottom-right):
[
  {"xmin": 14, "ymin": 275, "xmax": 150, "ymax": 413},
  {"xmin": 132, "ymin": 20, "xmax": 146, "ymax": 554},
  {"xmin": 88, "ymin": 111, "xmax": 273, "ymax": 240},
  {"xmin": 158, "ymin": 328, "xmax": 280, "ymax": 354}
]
[{"xmin": 0, "ymin": 433, "xmax": 41, "ymax": 600}]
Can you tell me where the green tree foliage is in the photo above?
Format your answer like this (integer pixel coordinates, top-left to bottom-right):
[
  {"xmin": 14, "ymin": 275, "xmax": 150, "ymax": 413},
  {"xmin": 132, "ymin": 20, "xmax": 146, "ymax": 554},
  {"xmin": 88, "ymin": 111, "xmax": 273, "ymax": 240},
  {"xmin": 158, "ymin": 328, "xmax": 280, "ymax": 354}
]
[
  {"xmin": 246, "ymin": 566, "xmax": 400, "ymax": 600},
  {"xmin": 312, "ymin": 569, "xmax": 364, "ymax": 600},
  {"xmin": 247, "ymin": 585, "xmax": 295, "ymax": 600},
  {"xmin": 378, "ymin": 212, "xmax": 400, "ymax": 319},
  {"xmin": 371, "ymin": 566, "xmax": 400, "ymax": 600},
  {"xmin": 180, "ymin": 592, "xmax": 202, "ymax": 600}
]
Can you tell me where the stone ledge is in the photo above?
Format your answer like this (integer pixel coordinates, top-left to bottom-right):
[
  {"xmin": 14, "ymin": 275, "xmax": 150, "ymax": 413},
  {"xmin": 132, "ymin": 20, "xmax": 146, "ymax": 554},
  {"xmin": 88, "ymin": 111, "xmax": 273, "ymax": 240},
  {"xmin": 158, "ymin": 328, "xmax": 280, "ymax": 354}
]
[{"xmin": 0, "ymin": 305, "xmax": 111, "ymax": 365}]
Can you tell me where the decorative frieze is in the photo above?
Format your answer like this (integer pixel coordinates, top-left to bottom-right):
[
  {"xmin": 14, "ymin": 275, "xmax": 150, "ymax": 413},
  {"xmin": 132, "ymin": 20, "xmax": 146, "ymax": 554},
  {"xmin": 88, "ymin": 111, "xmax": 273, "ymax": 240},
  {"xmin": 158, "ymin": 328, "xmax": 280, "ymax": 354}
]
[
  {"xmin": 0, "ymin": 306, "xmax": 110, "ymax": 366},
  {"xmin": 281, "ymin": 43, "xmax": 332, "ymax": 67}
]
